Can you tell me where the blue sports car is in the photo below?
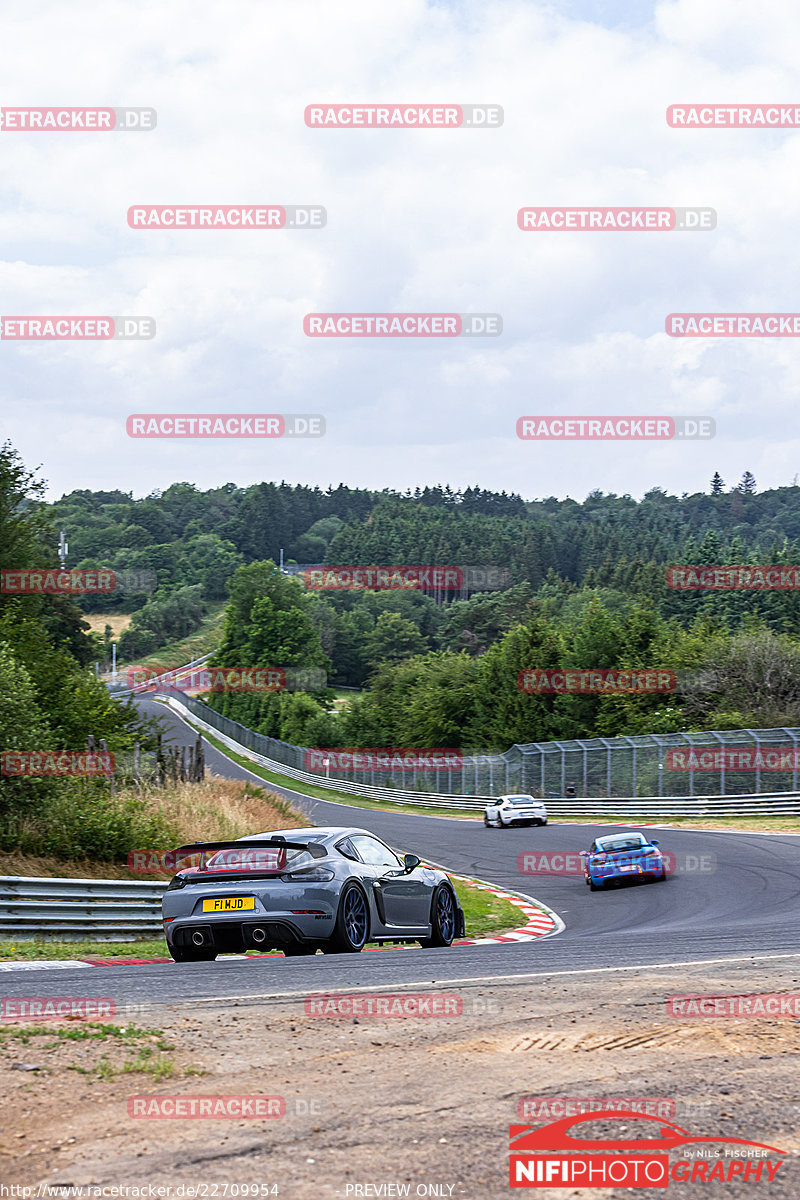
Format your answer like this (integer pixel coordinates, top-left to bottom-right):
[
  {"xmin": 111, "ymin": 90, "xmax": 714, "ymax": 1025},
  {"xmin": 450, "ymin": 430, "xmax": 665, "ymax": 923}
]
[{"xmin": 581, "ymin": 831, "xmax": 666, "ymax": 890}]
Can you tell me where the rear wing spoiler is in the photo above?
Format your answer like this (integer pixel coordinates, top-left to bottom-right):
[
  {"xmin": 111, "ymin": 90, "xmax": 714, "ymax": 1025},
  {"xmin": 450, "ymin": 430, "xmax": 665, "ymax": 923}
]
[{"xmin": 170, "ymin": 837, "xmax": 327, "ymax": 860}]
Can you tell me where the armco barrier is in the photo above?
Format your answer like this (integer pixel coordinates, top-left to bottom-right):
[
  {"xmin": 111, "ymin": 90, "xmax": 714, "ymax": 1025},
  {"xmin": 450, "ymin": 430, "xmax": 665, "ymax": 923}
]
[
  {"xmin": 0, "ymin": 876, "xmax": 166, "ymax": 941},
  {"xmin": 160, "ymin": 695, "xmax": 488, "ymax": 810},
  {"xmin": 160, "ymin": 696, "xmax": 800, "ymax": 818}
]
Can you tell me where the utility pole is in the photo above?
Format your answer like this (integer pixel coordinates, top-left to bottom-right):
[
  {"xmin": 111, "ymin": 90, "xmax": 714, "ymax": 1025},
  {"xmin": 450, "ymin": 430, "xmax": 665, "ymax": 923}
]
[
  {"xmin": 58, "ymin": 529, "xmax": 68, "ymax": 568},
  {"xmin": 279, "ymin": 547, "xmax": 284, "ymax": 572}
]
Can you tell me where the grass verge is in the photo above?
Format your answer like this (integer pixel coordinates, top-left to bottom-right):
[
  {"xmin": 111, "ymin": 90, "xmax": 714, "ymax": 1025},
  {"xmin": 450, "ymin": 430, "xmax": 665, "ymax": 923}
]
[{"xmin": 554, "ymin": 814, "xmax": 800, "ymax": 833}]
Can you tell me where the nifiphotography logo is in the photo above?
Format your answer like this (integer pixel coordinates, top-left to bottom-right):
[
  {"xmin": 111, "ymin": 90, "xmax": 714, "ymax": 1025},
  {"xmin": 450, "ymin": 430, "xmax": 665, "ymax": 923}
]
[{"xmin": 508, "ymin": 1111, "xmax": 786, "ymax": 1187}]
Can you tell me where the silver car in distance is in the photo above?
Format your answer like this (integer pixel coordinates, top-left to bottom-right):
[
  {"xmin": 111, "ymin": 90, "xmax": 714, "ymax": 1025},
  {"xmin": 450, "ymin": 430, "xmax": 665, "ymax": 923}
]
[
  {"xmin": 161, "ymin": 827, "xmax": 465, "ymax": 961},
  {"xmin": 483, "ymin": 794, "xmax": 548, "ymax": 829}
]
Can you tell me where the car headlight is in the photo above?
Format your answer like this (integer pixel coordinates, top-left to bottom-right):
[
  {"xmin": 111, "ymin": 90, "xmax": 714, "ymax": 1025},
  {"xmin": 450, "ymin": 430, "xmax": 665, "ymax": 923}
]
[{"xmin": 280, "ymin": 868, "xmax": 335, "ymax": 883}]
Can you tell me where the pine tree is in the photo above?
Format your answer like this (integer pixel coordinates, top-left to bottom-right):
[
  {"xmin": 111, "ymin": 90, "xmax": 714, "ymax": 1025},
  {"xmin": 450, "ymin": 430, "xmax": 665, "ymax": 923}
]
[
  {"xmin": 710, "ymin": 472, "xmax": 724, "ymax": 495},
  {"xmin": 737, "ymin": 471, "xmax": 757, "ymax": 495}
]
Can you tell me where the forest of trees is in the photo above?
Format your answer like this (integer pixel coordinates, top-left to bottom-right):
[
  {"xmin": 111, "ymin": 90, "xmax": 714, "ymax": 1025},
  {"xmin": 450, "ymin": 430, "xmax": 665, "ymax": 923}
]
[
  {"xmin": 0, "ymin": 442, "xmax": 164, "ymax": 857},
  {"xmin": 6, "ymin": 437, "xmax": 800, "ymax": 758}
]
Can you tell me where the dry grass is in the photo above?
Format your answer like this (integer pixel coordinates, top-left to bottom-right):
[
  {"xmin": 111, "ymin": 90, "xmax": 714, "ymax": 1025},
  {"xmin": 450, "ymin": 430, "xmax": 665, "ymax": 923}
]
[
  {"xmin": 0, "ymin": 774, "xmax": 309, "ymax": 880},
  {"xmin": 140, "ymin": 774, "xmax": 310, "ymax": 848},
  {"xmin": 81, "ymin": 613, "xmax": 134, "ymax": 639}
]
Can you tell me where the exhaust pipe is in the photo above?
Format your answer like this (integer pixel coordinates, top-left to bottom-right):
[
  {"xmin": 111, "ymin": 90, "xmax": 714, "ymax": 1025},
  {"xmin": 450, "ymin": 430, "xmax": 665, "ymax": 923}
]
[
  {"xmin": 251, "ymin": 927, "xmax": 267, "ymax": 944},
  {"xmin": 191, "ymin": 930, "xmax": 206, "ymax": 947}
]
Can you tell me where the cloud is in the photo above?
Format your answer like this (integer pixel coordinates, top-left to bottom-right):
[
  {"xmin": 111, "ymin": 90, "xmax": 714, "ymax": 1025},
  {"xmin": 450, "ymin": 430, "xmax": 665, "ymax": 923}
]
[{"xmin": 0, "ymin": 0, "xmax": 796, "ymax": 500}]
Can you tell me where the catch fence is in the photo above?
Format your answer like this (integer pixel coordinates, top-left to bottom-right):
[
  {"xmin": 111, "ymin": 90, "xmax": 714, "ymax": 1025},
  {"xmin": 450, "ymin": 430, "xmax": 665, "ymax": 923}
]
[{"xmin": 167, "ymin": 695, "xmax": 800, "ymax": 808}]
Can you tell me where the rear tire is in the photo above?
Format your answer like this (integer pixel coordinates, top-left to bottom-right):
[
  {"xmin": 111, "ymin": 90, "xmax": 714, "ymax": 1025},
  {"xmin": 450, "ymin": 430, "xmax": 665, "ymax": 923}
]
[
  {"xmin": 419, "ymin": 884, "xmax": 457, "ymax": 948},
  {"xmin": 483, "ymin": 814, "xmax": 492, "ymax": 827},
  {"xmin": 325, "ymin": 883, "xmax": 369, "ymax": 953},
  {"xmin": 589, "ymin": 878, "xmax": 601, "ymax": 891}
]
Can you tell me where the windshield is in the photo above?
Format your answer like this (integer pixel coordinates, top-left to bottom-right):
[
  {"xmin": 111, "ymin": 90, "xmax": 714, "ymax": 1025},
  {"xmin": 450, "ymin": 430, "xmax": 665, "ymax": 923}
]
[{"xmin": 596, "ymin": 835, "xmax": 648, "ymax": 853}]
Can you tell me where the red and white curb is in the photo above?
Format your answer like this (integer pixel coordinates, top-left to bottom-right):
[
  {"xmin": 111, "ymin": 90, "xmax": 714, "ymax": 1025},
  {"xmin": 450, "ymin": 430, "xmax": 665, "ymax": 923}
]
[{"xmin": 439, "ymin": 870, "xmax": 563, "ymax": 944}]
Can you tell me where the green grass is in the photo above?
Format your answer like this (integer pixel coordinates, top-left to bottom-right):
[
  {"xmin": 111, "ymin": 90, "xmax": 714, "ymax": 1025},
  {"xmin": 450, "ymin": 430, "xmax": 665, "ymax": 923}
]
[
  {"xmin": 123, "ymin": 603, "xmax": 227, "ymax": 673},
  {"xmin": 0, "ymin": 938, "xmax": 171, "ymax": 960},
  {"xmin": 450, "ymin": 877, "xmax": 525, "ymax": 937},
  {"xmin": 0, "ymin": 1022, "xmax": 194, "ymax": 1080}
]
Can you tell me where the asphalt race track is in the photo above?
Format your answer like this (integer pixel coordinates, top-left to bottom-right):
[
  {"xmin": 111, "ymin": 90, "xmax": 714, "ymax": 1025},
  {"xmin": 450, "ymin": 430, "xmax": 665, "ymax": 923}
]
[{"xmin": 5, "ymin": 694, "xmax": 800, "ymax": 1005}]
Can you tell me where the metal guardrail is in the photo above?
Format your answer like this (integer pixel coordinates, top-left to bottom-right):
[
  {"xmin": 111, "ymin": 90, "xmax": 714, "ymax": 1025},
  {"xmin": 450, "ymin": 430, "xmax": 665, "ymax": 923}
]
[
  {"xmin": 107, "ymin": 653, "xmax": 214, "ymax": 698},
  {"xmin": 162, "ymin": 696, "xmax": 800, "ymax": 818},
  {"xmin": 161, "ymin": 696, "xmax": 488, "ymax": 810},
  {"xmin": 0, "ymin": 876, "xmax": 167, "ymax": 941}
]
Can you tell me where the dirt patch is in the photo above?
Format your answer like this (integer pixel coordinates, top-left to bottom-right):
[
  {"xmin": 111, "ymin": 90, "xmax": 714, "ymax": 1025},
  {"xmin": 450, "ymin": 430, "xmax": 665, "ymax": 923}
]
[{"xmin": 1, "ymin": 960, "xmax": 799, "ymax": 1197}]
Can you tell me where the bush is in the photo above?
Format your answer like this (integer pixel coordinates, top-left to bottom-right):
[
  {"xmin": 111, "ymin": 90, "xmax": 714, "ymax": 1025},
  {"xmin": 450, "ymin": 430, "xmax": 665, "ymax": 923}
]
[{"xmin": 0, "ymin": 786, "xmax": 179, "ymax": 861}]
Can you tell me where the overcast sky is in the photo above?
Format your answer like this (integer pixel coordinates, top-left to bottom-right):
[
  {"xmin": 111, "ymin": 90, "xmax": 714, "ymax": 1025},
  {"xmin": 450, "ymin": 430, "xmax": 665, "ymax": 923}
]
[{"xmin": 1, "ymin": 0, "xmax": 798, "ymax": 504}]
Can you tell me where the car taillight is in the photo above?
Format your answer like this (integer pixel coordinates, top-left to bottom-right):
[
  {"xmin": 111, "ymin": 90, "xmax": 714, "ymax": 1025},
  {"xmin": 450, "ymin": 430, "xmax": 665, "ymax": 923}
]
[
  {"xmin": 166, "ymin": 874, "xmax": 187, "ymax": 891},
  {"xmin": 594, "ymin": 854, "xmax": 608, "ymax": 864},
  {"xmin": 280, "ymin": 868, "xmax": 335, "ymax": 883}
]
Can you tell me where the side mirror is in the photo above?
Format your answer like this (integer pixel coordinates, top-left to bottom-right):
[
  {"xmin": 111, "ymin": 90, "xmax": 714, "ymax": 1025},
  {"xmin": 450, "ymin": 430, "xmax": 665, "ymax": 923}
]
[
  {"xmin": 403, "ymin": 853, "xmax": 421, "ymax": 873},
  {"xmin": 651, "ymin": 839, "xmax": 660, "ymax": 847}
]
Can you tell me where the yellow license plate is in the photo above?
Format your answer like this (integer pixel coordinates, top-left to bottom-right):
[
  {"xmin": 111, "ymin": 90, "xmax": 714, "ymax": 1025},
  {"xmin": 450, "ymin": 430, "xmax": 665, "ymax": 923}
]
[{"xmin": 202, "ymin": 896, "xmax": 256, "ymax": 913}]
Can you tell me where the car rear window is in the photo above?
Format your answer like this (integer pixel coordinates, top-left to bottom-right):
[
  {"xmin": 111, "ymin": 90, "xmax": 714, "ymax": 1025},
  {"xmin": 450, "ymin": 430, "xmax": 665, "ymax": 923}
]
[
  {"xmin": 199, "ymin": 845, "xmax": 311, "ymax": 873},
  {"xmin": 597, "ymin": 837, "xmax": 647, "ymax": 853}
]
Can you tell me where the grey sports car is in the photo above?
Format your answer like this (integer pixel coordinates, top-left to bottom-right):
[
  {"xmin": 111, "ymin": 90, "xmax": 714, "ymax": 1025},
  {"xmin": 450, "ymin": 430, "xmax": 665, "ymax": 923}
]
[{"xmin": 161, "ymin": 826, "xmax": 465, "ymax": 961}]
